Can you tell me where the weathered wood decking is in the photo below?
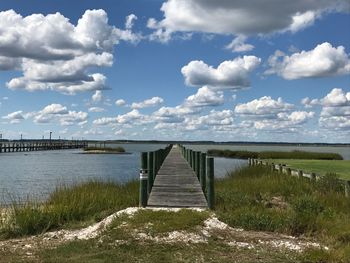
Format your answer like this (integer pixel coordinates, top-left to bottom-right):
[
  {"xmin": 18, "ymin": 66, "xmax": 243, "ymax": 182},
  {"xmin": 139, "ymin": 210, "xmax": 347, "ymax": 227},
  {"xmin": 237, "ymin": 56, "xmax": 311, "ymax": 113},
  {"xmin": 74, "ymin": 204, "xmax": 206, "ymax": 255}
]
[{"xmin": 147, "ymin": 146, "xmax": 208, "ymax": 208}]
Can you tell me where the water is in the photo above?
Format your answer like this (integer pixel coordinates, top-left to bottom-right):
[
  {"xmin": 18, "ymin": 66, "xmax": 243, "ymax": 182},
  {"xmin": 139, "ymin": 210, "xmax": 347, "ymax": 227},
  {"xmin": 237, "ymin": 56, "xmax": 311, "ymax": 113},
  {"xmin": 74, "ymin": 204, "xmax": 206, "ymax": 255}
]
[{"xmin": 0, "ymin": 143, "xmax": 348, "ymax": 204}]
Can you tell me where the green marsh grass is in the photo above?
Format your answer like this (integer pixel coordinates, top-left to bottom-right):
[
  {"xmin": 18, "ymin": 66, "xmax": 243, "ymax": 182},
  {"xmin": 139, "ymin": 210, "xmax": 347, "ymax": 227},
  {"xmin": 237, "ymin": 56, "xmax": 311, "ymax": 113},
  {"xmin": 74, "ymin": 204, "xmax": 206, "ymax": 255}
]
[
  {"xmin": 0, "ymin": 180, "xmax": 138, "ymax": 238},
  {"xmin": 83, "ymin": 146, "xmax": 126, "ymax": 152},
  {"xmin": 215, "ymin": 165, "xmax": 350, "ymax": 262},
  {"xmin": 266, "ymin": 159, "xmax": 350, "ymax": 180},
  {"xmin": 208, "ymin": 149, "xmax": 343, "ymax": 160}
]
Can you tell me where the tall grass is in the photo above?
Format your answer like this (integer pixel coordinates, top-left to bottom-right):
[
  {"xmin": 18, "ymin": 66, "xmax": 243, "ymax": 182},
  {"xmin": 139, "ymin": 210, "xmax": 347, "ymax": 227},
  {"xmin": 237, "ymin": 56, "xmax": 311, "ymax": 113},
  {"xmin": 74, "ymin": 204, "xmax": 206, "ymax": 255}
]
[
  {"xmin": 0, "ymin": 180, "xmax": 138, "ymax": 238},
  {"xmin": 83, "ymin": 146, "xmax": 125, "ymax": 152},
  {"xmin": 208, "ymin": 149, "xmax": 343, "ymax": 160},
  {"xmin": 215, "ymin": 166, "xmax": 350, "ymax": 262}
]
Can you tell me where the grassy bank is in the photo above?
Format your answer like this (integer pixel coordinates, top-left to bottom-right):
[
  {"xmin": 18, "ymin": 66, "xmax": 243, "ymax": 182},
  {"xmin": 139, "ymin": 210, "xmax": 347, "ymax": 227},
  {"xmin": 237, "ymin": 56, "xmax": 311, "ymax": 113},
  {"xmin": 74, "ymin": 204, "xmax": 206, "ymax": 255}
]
[
  {"xmin": 0, "ymin": 180, "xmax": 138, "ymax": 238},
  {"xmin": 215, "ymin": 166, "xmax": 350, "ymax": 262},
  {"xmin": 208, "ymin": 149, "xmax": 343, "ymax": 160},
  {"xmin": 83, "ymin": 146, "xmax": 126, "ymax": 153},
  {"xmin": 266, "ymin": 159, "xmax": 350, "ymax": 180}
]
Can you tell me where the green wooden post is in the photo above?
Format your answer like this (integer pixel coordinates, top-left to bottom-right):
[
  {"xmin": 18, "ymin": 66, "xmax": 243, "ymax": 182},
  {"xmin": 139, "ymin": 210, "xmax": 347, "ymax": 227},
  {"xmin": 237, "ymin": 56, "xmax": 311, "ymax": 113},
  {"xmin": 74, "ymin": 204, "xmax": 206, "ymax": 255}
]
[
  {"xmin": 286, "ymin": 167, "xmax": 291, "ymax": 176},
  {"xmin": 196, "ymin": 152, "xmax": 200, "ymax": 179},
  {"xmin": 192, "ymin": 151, "xmax": 196, "ymax": 170},
  {"xmin": 200, "ymin": 153, "xmax": 206, "ymax": 193},
  {"xmin": 344, "ymin": 181, "xmax": 350, "ymax": 197},
  {"xmin": 278, "ymin": 164, "xmax": 283, "ymax": 173},
  {"xmin": 311, "ymin": 172, "xmax": 316, "ymax": 182},
  {"xmin": 153, "ymin": 151, "xmax": 157, "ymax": 181},
  {"xmin": 190, "ymin": 150, "xmax": 193, "ymax": 168},
  {"xmin": 271, "ymin": 163, "xmax": 275, "ymax": 172},
  {"xmin": 206, "ymin": 157, "xmax": 215, "ymax": 209},
  {"xmin": 139, "ymin": 152, "xmax": 148, "ymax": 207},
  {"xmin": 148, "ymin": 152, "xmax": 154, "ymax": 194},
  {"xmin": 298, "ymin": 170, "xmax": 303, "ymax": 179}
]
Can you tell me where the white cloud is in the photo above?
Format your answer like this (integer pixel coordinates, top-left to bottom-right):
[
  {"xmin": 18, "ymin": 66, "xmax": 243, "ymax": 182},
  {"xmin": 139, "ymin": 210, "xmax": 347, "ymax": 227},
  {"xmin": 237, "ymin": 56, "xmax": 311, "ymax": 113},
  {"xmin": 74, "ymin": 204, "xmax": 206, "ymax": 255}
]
[
  {"xmin": 115, "ymin": 99, "xmax": 126, "ymax": 106},
  {"xmin": 0, "ymin": 9, "xmax": 142, "ymax": 94},
  {"xmin": 93, "ymin": 109, "xmax": 148, "ymax": 126},
  {"xmin": 2, "ymin": 110, "xmax": 24, "ymax": 124},
  {"xmin": 184, "ymin": 86, "xmax": 224, "ymax": 107},
  {"xmin": 321, "ymin": 88, "xmax": 350, "ymax": 107},
  {"xmin": 153, "ymin": 105, "xmax": 199, "ymax": 124},
  {"xmin": 181, "ymin": 56, "xmax": 261, "ymax": 90},
  {"xmin": 41, "ymin": 104, "xmax": 68, "ymax": 115},
  {"xmin": 131, "ymin": 97, "xmax": 164, "ymax": 109},
  {"xmin": 318, "ymin": 88, "xmax": 350, "ymax": 130},
  {"xmin": 88, "ymin": 107, "xmax": 105, "ymax": 112},
  {"xmin": 148, "ymin": 0, "xmax": 349, "ymax": 41},
  {"xmin": 253, "ymin": 111, "xmax": 314, "ymax": 131},
  {"xmin": 225, "ymin": 35, "xmax": 254, "ymax": 53},
  {"xmin": 125, "ymin": 14, "xmax": 137, "ymax": 29},
  {"xmin": 92, "ymin": 90, "xmax": 103, "ymax": 103},
  {"xmin": 266, "ymin": 42, "xmax": 350, "ymax": 79},
  {"xmin": 301, "ymin": 97, "xmax": 319, "ymax": 108},
  {"xmin": 235, "ymin": 96, "xmax": 294, "ymax": 117},
  {"xmin": 31, "ymin": 104, "xmax": 88, "ymax": 126},
  {"xmin": 93, "ymin": 117, "xmax": 116, "ymax": 126},
  {"xmin": 288, "ymin": 11, "xmax": 317, "ymax": 33}
]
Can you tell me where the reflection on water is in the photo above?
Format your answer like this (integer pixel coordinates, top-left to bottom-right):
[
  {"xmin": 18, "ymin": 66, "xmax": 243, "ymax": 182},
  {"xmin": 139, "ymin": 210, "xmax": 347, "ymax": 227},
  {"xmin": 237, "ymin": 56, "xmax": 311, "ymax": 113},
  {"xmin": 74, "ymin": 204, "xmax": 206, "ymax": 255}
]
[{"xmin": 0, "ymin": 143, "xmax": 348, "ymax": 204}]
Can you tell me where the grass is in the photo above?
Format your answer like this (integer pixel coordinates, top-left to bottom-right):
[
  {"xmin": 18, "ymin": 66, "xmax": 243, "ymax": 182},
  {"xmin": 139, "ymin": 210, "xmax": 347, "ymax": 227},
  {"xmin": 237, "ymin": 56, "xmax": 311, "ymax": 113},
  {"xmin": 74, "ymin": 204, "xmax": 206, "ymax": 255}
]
[
  {"xmin": 208, "ymin": 149, "xmax": 343, "ymax": 160},
  {"xmin": 215, "ymin": 165, "xmax": 350, "ymax": 262},
  {"xmin": 35, "ymin": 210, "xmax": 303, "ymax": 263},
  {"xmin": 0, "ymin": 180, "xmax": 138, "ymax": 238},
  {"xmin": 83, "ymin": 146, "xmax": 126, "ymax": 153},
  {"xmin": 266, "ymin": 159, "xmax": 350, "ymax": 180}
]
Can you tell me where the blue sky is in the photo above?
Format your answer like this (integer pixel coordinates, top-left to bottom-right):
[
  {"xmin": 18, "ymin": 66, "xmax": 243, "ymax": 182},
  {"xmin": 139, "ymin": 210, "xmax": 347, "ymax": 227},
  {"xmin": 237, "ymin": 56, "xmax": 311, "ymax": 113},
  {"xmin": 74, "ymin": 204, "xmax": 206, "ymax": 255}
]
[{"xmin": 0, "ymin": 0, "xmax": 349, "ymax": 142}]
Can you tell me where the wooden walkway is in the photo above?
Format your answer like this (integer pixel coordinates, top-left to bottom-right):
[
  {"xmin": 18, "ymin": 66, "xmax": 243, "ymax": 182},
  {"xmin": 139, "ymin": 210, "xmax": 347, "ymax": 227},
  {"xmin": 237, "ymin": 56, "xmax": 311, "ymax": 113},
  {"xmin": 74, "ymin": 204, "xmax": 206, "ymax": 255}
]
[{"xmin": 147, "ymin": 146, "xmax": 208, "ymax": 208}]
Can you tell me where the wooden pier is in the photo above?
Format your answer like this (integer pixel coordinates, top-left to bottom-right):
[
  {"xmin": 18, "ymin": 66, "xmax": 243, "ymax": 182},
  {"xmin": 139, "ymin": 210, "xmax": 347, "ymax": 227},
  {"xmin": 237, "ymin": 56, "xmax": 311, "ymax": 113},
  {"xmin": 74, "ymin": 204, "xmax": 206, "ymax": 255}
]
[
  {"xmin": 140, "ymin": 145, "xmax": 214, "ymax": 209},
  {"xmin": 0, "ymin": 140, "xmax": 87, "ymax": 153}
]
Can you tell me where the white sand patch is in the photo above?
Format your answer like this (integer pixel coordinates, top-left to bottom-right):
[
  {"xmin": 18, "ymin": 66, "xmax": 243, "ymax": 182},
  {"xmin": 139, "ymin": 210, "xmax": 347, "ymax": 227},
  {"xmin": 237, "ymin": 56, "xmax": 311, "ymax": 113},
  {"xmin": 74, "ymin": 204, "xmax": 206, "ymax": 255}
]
[
  {"xmin": 258, "ymin": 239, "xmax": 327, "ymax": 252},
  {"xmin": 44, "ymin": 207, "xmax": 141, "ymax": 241},
  {"xmin": 43, "ymin": 207, "xmax": 205, "ymax": 241},
  {"xmin": 228, "ymin": 241, "xmax": 255, "ymax": 249},
  {"xmin": 135, "ymin": 230, "xmax": 207, "ymax": 244}
]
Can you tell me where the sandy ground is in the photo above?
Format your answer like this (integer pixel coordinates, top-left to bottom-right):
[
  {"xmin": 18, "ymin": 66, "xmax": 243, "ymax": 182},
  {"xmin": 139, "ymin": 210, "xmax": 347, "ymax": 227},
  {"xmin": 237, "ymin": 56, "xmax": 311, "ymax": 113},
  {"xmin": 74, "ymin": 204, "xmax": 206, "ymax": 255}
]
[{"xmin": 0, "ymin": 207, "xmax": 328, "ymax": 261}]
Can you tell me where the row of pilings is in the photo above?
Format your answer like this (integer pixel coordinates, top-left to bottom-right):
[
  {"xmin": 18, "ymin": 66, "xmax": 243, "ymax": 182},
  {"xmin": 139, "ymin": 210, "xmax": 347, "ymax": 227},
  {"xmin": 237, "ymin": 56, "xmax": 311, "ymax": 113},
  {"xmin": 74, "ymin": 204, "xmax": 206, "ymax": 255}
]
[{"xmin": 0, "ymin": 140, "xmax": 88, "ymax": 153}]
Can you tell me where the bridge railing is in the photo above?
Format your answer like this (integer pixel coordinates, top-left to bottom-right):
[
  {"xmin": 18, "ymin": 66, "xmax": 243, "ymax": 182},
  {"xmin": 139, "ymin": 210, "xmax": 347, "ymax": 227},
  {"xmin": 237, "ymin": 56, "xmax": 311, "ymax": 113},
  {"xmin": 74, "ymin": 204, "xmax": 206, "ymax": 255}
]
[
  {"xmin": 139, "ymin": 144, "xmax": 173, "ymax": 207},
  {"xmin": 179, "ymin": 145, "xmax": 215, "ymax": 209}
]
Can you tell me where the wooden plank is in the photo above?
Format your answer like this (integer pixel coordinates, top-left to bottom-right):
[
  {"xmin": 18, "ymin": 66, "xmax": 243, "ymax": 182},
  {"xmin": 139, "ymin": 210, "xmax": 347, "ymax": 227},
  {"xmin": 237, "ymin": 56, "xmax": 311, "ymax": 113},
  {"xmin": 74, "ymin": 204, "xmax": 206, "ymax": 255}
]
[{"xmin": 147, "ymin": 145, "xmax": 208, "ymax": 208}]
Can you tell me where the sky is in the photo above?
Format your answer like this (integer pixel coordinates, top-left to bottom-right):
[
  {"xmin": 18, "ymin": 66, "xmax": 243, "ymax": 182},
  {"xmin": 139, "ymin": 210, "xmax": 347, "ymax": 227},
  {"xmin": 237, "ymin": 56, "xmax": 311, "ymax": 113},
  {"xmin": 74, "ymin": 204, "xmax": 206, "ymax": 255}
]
[{"xmin": 0, "ymin": 0, "xmax": 349, "ymax": 143}]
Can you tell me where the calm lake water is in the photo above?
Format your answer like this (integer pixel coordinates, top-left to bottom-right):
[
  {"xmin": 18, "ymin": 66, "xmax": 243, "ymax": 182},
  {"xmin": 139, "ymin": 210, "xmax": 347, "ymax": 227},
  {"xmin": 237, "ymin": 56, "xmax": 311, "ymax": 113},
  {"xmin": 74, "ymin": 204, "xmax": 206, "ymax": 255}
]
[{"xmin": 0, "ymin": 143, "xmax": 349, "ymax": 204}]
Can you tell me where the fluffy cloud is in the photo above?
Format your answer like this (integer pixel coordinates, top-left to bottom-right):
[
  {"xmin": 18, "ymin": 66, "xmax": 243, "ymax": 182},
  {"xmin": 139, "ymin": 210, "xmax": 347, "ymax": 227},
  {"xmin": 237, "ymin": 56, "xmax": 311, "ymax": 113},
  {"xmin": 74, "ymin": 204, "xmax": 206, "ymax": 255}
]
[
  {"xmin": 225, "ymin": 35, "xmax": 254, "ymax": 53},
  {"xmin": 266, "ymin": 43, "xmax": 350, "ymax": 79},
  {"xmin": 181, "ymin": 56, "xmax": 261, "ymax": 90},
  {"xmin": 153, "ymin": 105, "xmax": 200, "ymax": 124},
  {"xmin": 148, "ymin": 0, "xmax": 349, "ymax": 41},
  {"xmin": 92, "ymin": 90, "xmax": 103, "ymax": 103},
  {"xmin": 184, "ymin": 86, "xmax": 224, "ymax": 107},
  {"xmin": 131, "ymin": 97, "xmax": 164, "ymax": 109},
  {"xmin": 115, "ymin": 99, "xmax": 126, "ymax": 106},
  {"xmin": 88, "ymin": 107, "xmax": 105, "ymax": 112},
  {"xmin": 93, "ymin": 109, "xmax": 148, "ymax": 126},
  {"xmin": 2, "ymin": 110, "xmax": 24, "ymax": 124},
  {"xmin": 32, "ymin": 104, "xmax": 88, "ymax": 126},
  {"xmin": 235, "ymin": 96, "xmax": 294, "ymax": 117},
  {"xmin": 318, "ymin": 88, "xmax": 350, "ymax": 130},
  {"xmin": 0, "ymin": 9, "xmax": 141, "ymax": 94},
  {"xmin": 253, "ymin": 111, "xmax": 314, "ymax": 131}
]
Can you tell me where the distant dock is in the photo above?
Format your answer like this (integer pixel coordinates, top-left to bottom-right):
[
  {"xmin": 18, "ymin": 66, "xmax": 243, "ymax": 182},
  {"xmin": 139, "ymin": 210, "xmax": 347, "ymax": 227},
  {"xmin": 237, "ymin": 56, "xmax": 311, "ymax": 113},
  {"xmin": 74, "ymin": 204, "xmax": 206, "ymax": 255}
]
[{"xmin": 0, "ymin": 140, "xmax": 87, "ymax": 153}]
